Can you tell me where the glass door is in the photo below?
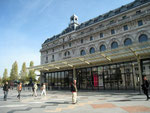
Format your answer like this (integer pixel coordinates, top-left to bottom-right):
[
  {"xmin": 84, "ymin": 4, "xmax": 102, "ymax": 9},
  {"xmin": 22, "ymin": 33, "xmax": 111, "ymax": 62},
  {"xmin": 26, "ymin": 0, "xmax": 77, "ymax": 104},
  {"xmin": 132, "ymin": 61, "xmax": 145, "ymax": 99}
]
[
  {"xmin": 87, "ymin": 68, "xmax": 93, "ymax": 90},
  {"xmin": 142, "ymin": 59, "xmax": 150, "ymax": 80},
  {"xmin": 103, "ymin": 66, "xmax": 111, "ymax": 90},
  {"xmin": 80, "ymin": 69, "xmax": 87, "ymax": 89},
  {"xmin": 98, "ymin": 66, "xmax": 104, "ymax": 90},
  {"xmin": 124, "ymin": 62, "xmax": 134, "ymax": 90},
  {"xmin": 76, "ymin": 69, "xmax": 81, "ymax": 90}
]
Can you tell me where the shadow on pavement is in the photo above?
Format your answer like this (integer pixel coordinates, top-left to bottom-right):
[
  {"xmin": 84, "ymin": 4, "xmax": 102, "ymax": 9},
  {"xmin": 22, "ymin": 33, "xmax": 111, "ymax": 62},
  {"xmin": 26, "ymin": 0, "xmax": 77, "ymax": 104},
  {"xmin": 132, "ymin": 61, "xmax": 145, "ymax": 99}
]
[{"xmin": 45, "ymin": 101, "xmax": 70, "ymax": 104}]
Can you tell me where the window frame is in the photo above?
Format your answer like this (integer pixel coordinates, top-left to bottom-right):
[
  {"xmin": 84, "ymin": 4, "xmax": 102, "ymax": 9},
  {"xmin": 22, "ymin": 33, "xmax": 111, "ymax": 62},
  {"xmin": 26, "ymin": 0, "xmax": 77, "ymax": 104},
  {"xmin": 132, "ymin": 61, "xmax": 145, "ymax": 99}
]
[
  {"xmin": 100, "ymin": 45, "xmax": 106, "ymax": 52},
  {"xmin": 138, "ymin": 20, "xmax": 143, "ymax": 26},
  {"xmin": 90, "ymin": 36, "xmax": 93, "ymax": 41},
  {"xmin": 100, "ymin": 33, "xmax": 103, "ymax": 38},
  {"xmin": 111, "ymin": 41, "xmax": 118, "ymax": 49},
  {"xmin": 80, "ymin": 50, "xmax": 86, "ymax": 56},
  {"xmin": 89, "ymin": 47, "xmax": 95, "ymax": 54},
  {"xmin": 123, "ymin": 25, "xmax": 128, "ymax": 31},
  {"xmin": 111, "ymin": 29, "xmax": 115, "ymax": 35},
  {"xmin": 81, "ymin": 39, "xmax": 84, "ymax": 44},
  {"xmin": 139, "ymin": 34, "xmax": 148, "ymax": 43},
  {"xmin": 124, "ymin": 38, "xmax": 132, "ymax": 46}
]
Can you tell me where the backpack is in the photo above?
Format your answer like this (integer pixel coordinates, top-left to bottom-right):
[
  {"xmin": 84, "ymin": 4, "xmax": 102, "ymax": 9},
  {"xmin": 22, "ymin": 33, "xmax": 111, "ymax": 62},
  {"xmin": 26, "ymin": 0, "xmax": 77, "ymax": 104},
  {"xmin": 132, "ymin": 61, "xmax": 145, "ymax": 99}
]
[{"xmin": 18, "ymin": 84, "xmax": 22, "ymax": 90}]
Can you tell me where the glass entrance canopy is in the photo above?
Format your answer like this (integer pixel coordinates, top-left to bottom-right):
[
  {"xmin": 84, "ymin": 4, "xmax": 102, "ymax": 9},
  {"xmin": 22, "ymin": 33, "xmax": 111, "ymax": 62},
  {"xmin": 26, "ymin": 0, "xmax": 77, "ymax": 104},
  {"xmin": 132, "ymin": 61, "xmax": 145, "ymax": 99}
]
[{"xmin": 28, "ymin": 41, "xmax": 150, "ymax": 72}]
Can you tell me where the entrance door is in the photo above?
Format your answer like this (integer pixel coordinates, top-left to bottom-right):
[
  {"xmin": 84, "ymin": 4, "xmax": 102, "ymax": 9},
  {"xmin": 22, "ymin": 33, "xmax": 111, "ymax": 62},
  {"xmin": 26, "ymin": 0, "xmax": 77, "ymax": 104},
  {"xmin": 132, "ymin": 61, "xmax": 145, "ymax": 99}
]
[
  {"xmin": 124, "ymin": 63, "xmax": 134, "ymax": 90},
  {"xmin": 142, "ymin": 59, "xmax": 150, "ymax": 80},
  {"xmin": 87, "ymin": 68, "xmax": 93, "ymax": 90},
  {"xmin": 92, "ymin": 67, "xmax": 99, "ymax": 90},
  {"xmin": 93, "ymin": 74, "xmax": 98, "ymax": 87},
  {"xmin": 76, "ymin": 68, "xmax": 88, "ymax": 90}
]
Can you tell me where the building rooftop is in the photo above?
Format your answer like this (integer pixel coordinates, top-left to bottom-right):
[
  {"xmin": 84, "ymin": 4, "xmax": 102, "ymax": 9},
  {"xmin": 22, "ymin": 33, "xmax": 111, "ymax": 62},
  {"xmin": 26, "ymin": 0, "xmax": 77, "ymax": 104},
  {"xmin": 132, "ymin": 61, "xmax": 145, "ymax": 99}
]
[{"xmin": 43, "ymin": 0, "xmax": 150, "ymax": 45}]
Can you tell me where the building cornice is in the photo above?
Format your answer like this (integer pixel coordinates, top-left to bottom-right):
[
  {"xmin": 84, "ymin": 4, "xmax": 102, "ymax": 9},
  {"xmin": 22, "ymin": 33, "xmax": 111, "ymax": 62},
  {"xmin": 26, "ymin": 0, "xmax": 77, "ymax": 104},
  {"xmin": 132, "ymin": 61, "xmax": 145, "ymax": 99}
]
[{"xmin": 42, "ymin": 0, "xmax": 150, "ymax": 45}]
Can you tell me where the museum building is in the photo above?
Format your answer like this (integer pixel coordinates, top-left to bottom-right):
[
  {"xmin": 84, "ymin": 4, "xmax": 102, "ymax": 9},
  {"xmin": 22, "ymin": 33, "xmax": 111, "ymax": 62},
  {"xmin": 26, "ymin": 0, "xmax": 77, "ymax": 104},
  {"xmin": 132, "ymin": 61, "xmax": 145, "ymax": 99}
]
[{"xmin": 30, "ymin": 0, "xmax": 150, "ymax": 91}]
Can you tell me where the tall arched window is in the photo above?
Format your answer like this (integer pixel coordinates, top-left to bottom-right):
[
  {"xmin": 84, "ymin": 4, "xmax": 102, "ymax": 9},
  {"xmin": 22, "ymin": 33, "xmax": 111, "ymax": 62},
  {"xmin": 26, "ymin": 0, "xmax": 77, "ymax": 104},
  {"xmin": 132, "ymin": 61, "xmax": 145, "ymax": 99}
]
[
  {"xmin": 68, "ymin": 51, "xmax": 70, "ymax": 56},
  {"xmin": 89, "ymin": 47, "xmax": 95, "ymax": 54},
  {"xmin": 80, "ymin": 50, "xmax": 86, "ymax": 56},
  {"xmin": 124, "ymin": 38, "xmax": 132, "ymax": 46},
  {"xmin": 100, "ymin": 45, "xmax": 106, "ymax": 52},
  {"xmin": 111, "ymin": 41, "xmax": 118, "ymax": 49},
  {"xmin": 139, "ymin": 34, "xmax": 148, "ymax": 43},
  {"xmin": 64, "ymin": 52, "xmax": 67, "ymax": 56}
]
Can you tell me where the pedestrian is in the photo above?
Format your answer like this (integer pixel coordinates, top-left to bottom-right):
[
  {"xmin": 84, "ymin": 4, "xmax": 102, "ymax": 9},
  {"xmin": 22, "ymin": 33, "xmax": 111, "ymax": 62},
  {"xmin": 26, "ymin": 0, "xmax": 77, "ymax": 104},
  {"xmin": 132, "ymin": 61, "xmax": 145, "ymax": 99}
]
[
  {"xmin": 17, "ymin": 82, "xmax": 22, "ymax": 100},
  {"xmin": 32, "ymin": 83, "xmax": 35, "ymax": 96},
  {"xmin": 33, "ymin": 83, "xmax": 38, "ymax": 97},
  {"xmin": 71, "ymin": 79, "xmax": 78, "ymax": 104},
  {"xmin": 3, "ymin": 81, "xmax": 10, "ymax": 101},
  {"xmin": 41, "ymin": 83, "xmax": 46, "ymax": 96},
  {"xmin": 141, "ymin": 76, "xmax": 150, "ymax": 101}
]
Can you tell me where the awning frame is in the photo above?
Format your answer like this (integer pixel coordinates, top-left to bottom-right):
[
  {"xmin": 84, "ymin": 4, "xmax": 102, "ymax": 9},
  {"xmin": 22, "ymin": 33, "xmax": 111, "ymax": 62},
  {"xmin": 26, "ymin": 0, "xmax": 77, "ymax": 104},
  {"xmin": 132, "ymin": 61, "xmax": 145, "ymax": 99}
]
[{"xmin": 28, "ymin": 41, "xmax": 150, "ymax": 72}]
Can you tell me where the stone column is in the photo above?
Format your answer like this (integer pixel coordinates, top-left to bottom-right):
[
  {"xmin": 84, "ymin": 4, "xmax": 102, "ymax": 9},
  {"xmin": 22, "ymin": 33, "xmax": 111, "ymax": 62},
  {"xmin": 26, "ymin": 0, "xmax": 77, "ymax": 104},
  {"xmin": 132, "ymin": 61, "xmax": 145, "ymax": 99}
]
[
  {"xmin": 137, "ymin": 58, "xmax": 143, "ymax": 94},
  {"xmin": 73, "ymin": 67, "xmax": 76, "ymax": 80}
]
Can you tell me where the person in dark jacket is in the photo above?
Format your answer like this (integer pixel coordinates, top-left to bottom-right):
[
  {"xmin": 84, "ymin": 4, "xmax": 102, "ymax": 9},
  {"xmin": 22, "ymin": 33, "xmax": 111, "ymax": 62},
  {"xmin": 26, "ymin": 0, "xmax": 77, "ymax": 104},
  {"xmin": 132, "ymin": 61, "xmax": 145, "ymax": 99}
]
[
  {"xmin": 71, "ymin": 79, "xmax": 77, "ymax": 104},
  {"xmin": 3, "ymin": 81, "xmax": 10, "ymax": 101},
  {"xmin": 141, "ymin": 76, "xmax": 150, "ymax": 101}
]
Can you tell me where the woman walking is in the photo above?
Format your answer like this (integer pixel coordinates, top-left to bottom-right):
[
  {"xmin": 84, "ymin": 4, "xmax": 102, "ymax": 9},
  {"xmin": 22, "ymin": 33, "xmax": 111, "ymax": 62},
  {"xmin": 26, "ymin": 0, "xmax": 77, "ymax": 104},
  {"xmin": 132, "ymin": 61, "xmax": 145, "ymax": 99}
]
[
  {"xmin": 71, "ymin": 79, "xmax": 78, "ymax": 104},
  {"xmin": 41, "ymin": 83, "xmax": 46, "ymax": 96},
  {"xmin": 17, "ymin": 82, "xmax": 22, "ymax": 100}
]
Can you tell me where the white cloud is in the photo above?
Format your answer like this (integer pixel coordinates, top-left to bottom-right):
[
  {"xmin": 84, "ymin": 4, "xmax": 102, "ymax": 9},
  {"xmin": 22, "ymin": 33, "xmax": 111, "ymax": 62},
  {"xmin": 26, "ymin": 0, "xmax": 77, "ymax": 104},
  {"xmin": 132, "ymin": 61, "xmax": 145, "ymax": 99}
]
[{"xmin": 39, "ymin": 0, "xmax": 54, "ymax": 14}]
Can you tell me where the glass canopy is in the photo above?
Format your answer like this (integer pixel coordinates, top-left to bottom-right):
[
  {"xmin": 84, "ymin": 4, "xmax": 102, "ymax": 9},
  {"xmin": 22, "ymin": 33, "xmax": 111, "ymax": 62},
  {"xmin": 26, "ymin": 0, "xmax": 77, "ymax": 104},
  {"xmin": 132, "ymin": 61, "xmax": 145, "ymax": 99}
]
[{"xmin": 28, "ymin": 41, "xmax": 150, "ymax": 72}]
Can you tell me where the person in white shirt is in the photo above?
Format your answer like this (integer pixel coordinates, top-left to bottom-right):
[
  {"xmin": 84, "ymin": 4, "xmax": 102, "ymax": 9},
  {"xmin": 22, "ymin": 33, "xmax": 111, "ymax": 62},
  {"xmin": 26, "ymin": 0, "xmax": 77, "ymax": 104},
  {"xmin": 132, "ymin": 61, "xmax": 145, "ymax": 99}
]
[
  {"xmin": 33, "ymin": 83, "xmax": 38, "ymax": 97},
  {"xmin": 41, "ymin": 83, "xmax": 46, "ymax": 96}
]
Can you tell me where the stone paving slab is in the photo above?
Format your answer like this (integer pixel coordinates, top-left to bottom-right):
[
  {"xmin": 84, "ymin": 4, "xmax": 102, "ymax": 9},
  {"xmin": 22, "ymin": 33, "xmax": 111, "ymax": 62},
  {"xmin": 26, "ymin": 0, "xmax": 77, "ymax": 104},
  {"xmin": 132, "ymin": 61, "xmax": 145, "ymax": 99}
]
[{"xmin": 0, "ymin": 88, "xmax": 150, "ymax": 113}]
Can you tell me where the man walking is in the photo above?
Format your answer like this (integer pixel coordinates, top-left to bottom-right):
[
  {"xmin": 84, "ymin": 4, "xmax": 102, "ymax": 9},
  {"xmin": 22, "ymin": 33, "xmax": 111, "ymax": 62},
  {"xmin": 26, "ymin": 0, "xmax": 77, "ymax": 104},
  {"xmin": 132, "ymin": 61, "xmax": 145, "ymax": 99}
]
[
  {"xmin": 3, "ymin": 81, "xmax": 10, "ymax": 101},
  {"xmin": 142, "ymin": 76, "xmax": 150, "ymax": 101},
  {"xmin": 71, "ymin": 79, "xmax": 78, "ymax": 104},
  {"xmin": 17, "ymin": 82, "xmax": 22, "ymax": 100}
]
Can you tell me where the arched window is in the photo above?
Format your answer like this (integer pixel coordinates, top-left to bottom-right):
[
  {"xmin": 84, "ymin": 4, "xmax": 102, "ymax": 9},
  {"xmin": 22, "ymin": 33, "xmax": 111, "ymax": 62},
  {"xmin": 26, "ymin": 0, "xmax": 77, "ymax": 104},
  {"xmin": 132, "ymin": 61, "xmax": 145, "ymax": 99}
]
[
  {"xmin": 80, "ymin": 50, "xmax": 86, "ymax": 56},
  {"xmin": 124, "ymin": 38, "xmax": 132, "ymax": 46},
  {"xmin": 139, "ymin": 34, "xmax": 148, "ymax": 43},
  {"xmin": 68, "ymin": 51, "xmax": 70, "ymax": 56},
  {"xmin": 111, "ymin": 41, "xmax": 118, "ymax": 49},
  {"xmin": 100, "ymin": 45, "xmax": 106, "ymax": 52},
  {"xmin": 89, "ymin": 47, "xmax": 95, "ymax": 54},
  {"xmin": 64, "ymin": 52, "xmax": 67, "ymax": 56}
]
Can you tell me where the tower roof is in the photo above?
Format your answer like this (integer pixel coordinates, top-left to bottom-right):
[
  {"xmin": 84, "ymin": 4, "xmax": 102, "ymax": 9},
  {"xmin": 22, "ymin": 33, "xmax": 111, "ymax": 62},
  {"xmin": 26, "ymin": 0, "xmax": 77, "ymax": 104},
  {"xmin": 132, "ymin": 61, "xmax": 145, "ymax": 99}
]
[
  {"xmin": 70, "ymin": 14, "xmax": 78, "ymax": 18},
  {"xmin": 70, "ymin": 14, "xmax": 78, "ymax": 21}
]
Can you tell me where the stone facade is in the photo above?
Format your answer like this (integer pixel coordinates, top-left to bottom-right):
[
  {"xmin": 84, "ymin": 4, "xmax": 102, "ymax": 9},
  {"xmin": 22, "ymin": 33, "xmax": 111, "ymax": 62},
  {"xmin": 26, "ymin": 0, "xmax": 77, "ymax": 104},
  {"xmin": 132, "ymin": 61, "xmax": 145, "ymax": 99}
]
[{"xmin": 40, "ymin": 0, "xmax": 150, "ymax": 65}]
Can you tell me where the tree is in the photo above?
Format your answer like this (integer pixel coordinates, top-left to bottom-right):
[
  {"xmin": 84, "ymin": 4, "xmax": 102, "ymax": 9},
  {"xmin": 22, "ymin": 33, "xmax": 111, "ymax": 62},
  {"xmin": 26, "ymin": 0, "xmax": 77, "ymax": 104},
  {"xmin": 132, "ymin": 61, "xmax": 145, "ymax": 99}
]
[
  {"xmin": 2, "ymin": 68, "xmax": 9, "ymax": 83},
  {"xmin": 0, "ymin": 77, "xmax": 2, "ymax": 86},
  {"xmin": 28, "ymin": 61, "xmax": 36, "ymax": 83},
  {"xmin": 10, "ymin": 61, "xmax": 19, "ymax": 81},
  {"xmin": 19, "ymin": 62, "xmax": 28, "ymax": 83},
  {"xmin": 37, "ymin": 76, "xmax": 40, "ymax": 84}
]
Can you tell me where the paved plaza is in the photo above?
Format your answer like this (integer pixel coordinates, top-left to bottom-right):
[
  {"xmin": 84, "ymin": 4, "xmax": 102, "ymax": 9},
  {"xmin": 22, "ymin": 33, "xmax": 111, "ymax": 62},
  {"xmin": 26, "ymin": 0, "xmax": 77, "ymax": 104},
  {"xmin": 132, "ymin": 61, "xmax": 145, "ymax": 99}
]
[{"xmin": 0, "ymin": 88, "xmax": 150, "ymax": 113}]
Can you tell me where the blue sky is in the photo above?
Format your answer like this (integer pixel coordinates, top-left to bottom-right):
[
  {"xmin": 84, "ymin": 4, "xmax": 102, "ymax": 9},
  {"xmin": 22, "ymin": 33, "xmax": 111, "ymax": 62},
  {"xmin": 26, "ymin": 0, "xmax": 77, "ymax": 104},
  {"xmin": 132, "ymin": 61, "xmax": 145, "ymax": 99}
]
[{"xmin": 0, "ymin": 0, "xmax": 134, "ymax": 77}]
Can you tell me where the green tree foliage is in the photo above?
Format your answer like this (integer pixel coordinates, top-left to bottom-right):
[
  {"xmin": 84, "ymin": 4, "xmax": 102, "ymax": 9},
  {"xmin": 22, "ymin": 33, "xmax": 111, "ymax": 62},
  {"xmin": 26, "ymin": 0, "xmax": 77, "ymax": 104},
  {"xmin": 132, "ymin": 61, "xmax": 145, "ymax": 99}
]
[
  {"xmin": 37, "ymin": 76, "xmax": 40, "ymax": 84},
  {"xmin": 10, "ymin": 61, "xmax": 19, "ymax": 81},
  {"xmin": 2, "ymin": 68, "xmax": 9, "ymax": 83},
  {"xmin": 19, "ymin": 62, "xmax": 28, "ymax": 83},
  {"xmin": 0, "ymin": 77, "xmax": 2, "ymax": 86},
  {"xmin": 28, "ymin": 61, "xmax": 36, "ymax": 82}
]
